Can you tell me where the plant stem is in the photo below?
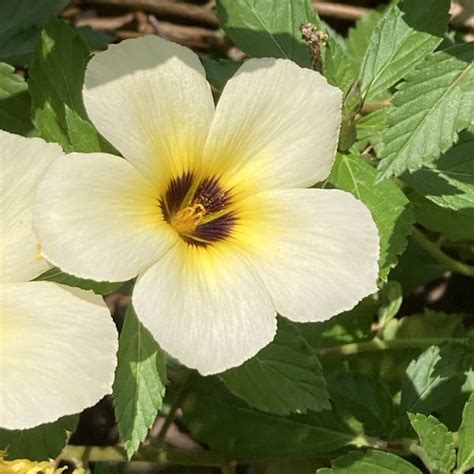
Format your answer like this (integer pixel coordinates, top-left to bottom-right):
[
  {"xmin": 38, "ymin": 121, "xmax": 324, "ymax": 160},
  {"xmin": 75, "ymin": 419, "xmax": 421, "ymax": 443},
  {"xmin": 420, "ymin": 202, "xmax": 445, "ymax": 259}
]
[
  {"xmin": 317, "ymin": 336, "xmax": 466, "ymax": 357},
  {"xmin": 60, "ymin": 445, "xmax": 230, "ymax": 467},
  {"xmin": 156, "ymin": 369, "xmax": 193, "ymax": 445},
  {"xmin": 359, "ymin": 99, "xmax": 391, "ymax": 115},
  {"xmin": 412, "ymin": 228, "xmax": 474, "ymax": 277}
]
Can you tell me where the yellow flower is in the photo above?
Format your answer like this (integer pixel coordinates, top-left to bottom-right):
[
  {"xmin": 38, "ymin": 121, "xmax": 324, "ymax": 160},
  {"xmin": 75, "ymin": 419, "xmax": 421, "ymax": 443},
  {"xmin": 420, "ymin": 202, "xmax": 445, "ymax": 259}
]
[
  {"xmin": 0, "ymin": 131, "xmax": 118, "ymax": 430},
  {"xmin": 0, "ymin": 452, "xmax": 85, "ymax": 474},
  {"xmin": 35, "ymin": 36, "xmax": 379, "ymax": 375},
  {"xmin": 0, "ymin": 452, "xmax": 64, "ymax": 473}
]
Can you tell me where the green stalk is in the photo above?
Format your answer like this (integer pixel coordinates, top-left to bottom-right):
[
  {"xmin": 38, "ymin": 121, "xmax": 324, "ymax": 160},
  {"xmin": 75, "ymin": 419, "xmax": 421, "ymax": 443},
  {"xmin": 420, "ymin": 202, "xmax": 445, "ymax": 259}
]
[{"xmin": 412, "ymin": 228, "xmax": 474, "ymax": 277}]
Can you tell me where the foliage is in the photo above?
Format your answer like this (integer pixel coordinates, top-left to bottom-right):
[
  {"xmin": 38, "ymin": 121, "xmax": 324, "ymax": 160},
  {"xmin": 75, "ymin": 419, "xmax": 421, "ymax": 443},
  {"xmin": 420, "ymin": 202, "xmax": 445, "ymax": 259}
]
[{"xmin": 1, "ymin": 0, "xmax": 473, "ymax": 472}]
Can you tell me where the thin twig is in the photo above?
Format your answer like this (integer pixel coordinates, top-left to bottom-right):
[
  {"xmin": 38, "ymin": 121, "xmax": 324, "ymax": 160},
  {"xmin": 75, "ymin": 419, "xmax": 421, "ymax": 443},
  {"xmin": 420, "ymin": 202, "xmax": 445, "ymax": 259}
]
[
  {"xmin": 156, "ymin": 370, "xmax": 193, "ymax": 445},
  {"xmin": 60, "ymin": 445, "xmax": 229, "ymax": 467},
  {"xmin": 317, "ymin": 336, "xmax": 466, "ymax": 357},
  {"xmin": 313, "ymin": 1, "xmax": 369, "ymax": 21},
  {"xmin": 412, "ymin": 228, "xmax": 474, "ymax": 277},
  {"xmin": 83, "ymin": 0, "xmax": 219, "ymax": 28}
]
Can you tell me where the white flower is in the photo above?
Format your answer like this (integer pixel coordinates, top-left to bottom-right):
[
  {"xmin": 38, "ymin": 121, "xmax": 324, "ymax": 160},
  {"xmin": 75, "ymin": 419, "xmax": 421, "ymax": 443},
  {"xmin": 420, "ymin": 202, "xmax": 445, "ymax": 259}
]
[
  {"xmin": 35, "ymin": 36, "xmax": 379, "ymax": 375},
  {"xmin": 0, "ymin": 131, "xmax": 117, "ymax": 430}
]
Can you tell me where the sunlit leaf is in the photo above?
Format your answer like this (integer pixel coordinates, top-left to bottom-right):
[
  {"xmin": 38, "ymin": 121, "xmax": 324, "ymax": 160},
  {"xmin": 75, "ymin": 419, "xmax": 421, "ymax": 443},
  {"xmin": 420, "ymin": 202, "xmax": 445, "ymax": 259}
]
[
  {"xmin": 328, "ymin": 153, "xmax": 414, "ymax": 281},
  {"xmin": 377, "ymin": 43, "xmax": 474, "ymax": 180},
  {"xmin": 220, "ymin": 318, "xmax": 329, "ymax": 415},
  {"xmin": 113, "ymin": 306, "xmax": 167, "ymax": 459}
]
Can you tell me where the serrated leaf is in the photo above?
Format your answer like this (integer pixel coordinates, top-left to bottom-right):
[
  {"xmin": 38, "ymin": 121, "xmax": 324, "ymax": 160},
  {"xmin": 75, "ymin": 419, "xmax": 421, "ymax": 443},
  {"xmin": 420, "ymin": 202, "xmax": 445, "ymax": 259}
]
[
  {"xmin": 0, "ymin": 0, "xmax": 65, "ymax": 65},
  {"xmin": 354, "ymin": 108, "xmax": 387, "ymax": 155},
  {"xmin": 346, "ymin": 9, "xmax": 383, "ymax": 77},
  {"xmin": 182, "ymin": 376, "xmax": 360, "ymax": 459},
  {"xmin": 220, "ymin": 318, "xmax": 329, "ymax": 415},
  {"xmin": 216, "ymin": 0, "xmax": 318, "ymax": 68},
  {"xmin": 0, "ymin": 62, "xmax": 33, "ymax": 135},
  {"xmin": 327, "ymin": 372, "xmax": 395, "ymax": 437},
  {"xmin": 390, "ymin": 235, "xmax": 448, "ymax": 295},
  {"xmin": 403, "ymin": 130, "xmax": 474, "ymax": 211},
  {"xmin": 29, "ymin": 17, "xmax": 112, "ymax": 153},
  {"xmin": 457, "ymin": 392, "xmax": 474, "ymax": 473},
  {"xmin": 35, "ymin": 267, "xmax": 124, "ymax": 295},
  {"xmin": 407, "ymin": 190, "xmax": 474, "ymax": 242},
  {"xmin": 378, "ymin": 43, "xmax": 474, "ymax": 180},
  {"xmin": 360, "ymin": 0, "xmax": 450, "ymax": 99},
  {"xmin": 409, "ymin": 413, "xmax": 455, "ymax": 473},
  {"xmin": 324, "ymin": 37, "xmax": 355, "ymax": 96},
  {"xmin": 377, "ymin": 280, "xmax": 402, "ymax": 329},
  {"xmin": 0, "ymin": 415, "xmax": 77, "ymax": 461},
  {"xmin": 299, "ymin": 297, "xmax": 377, "ymax": 349},
  {"xmin": 320, "ymin": 449, "xmax": 422, "ymax": 473},
  {"xmin": 113, "ymin": 306, "xmax": 166, "ymax": 459},
  {"xmin": 328, "ymin": 153, "xmax": 414, "ymax": 281},
  {"xmin": 399, "ymin": 345, "xmax": 468, "ymax": 435}
]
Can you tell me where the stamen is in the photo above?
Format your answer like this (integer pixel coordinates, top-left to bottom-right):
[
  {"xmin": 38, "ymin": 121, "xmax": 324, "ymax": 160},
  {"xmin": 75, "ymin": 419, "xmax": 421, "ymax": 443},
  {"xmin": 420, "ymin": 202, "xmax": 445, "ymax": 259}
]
[
  {"xmin": 160, "ymin": 173, "xmax": 236, "ymax": 247},
  {"xmin": 171, "ymin": 203, "xmax": 206, "ymax": 235}
]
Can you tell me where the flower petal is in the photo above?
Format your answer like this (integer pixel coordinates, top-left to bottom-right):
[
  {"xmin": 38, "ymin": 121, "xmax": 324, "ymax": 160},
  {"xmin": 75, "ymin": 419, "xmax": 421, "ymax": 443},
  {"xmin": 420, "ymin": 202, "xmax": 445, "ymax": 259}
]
[
  {"xmin": 0, "ymin": 131, "xmax": 63, "ymax": 283},
  {"xmin": 83, "ymin": 35, "xmax": 215, "ymax": 186},
  {"xmin": 34, "ymin": 152, "xmax": 177, "ymax": 282},
  {"xmin": 204, "ymin": 58, "xmax": 342, "ymax": 194},
  {"xmin": 133, "ymin": 241, "xmax": 277, "ymax": 375},
  {"xmin": 234, "ymin": 188, "xmax": 379, "ymax": 322},
  {"xmin": 0, "ymin": 281, "xmax": 117, "ymax": 430}
]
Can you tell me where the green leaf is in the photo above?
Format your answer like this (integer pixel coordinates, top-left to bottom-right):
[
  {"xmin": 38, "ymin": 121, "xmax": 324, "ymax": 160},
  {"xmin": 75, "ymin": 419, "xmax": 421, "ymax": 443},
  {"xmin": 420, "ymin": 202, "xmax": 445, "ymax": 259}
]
[
  {"xmin": 35, "ymin": 267, "xmax": 125, "ymax": 295},
  {"xmin": 346, "ymin": 9, "xmax": 383, "ymax": 77},
  {"xmin": 0, "ymin": 415, "xmax": 77, "ymax": 461},
  {"xmin": 220, "ymin": 318, "xmax": 329, "ymax": 415},
  {"xmin": 0, "ymin": 62, "xmax": 33, "ymax": 135},
  {"xmin": 319, "ymin": 450, "xmax": 422, "ymax": 473},
  {"xmin": 202, "ymin": 58, "xmax": 241, "ymax": 92},
  {"xmin": 327, "ymin": 372, "xmax": 395, "ymax": 437},
  {"xmin": 458, "ymin": 392, "xmax": 474, "ymax": 473},
  {"xmin": 0, "ymin": 0, "xmax": 65, "ymax": 65},
  {"xmin": 299, "ymin": 297, "xmax": 377, "ymax": 350},
  {"xmin": 377, "ymin": 280, "xmax": 402, "ymax": 329},
  {"xmin": 113, "ymin": 306, "xmax": 167, "ymax": 459},
  {"xmin": 324, "ymin": 38, "xmax": 355, "ymax": 96},
  {"xmin": 409, "ymin": 413, "xmax": 455, "ymax": 473},
  {"xmin": 328, "ymin": 153, "xmax": 414, "ymax": 281},
  {"xmin": 407, "ymin": 190, "xmax": 474, "ymax": 242},
  {"xmin": 360, "ymin": 0, "xmax": 450, "ymax": 99},
  {"xmin": 383, "ymin": 310, "xmax": 462, "ymax": 342},
  {"xmin": 29, "ymin": 17, "xmax": 112, "ymax": 153},
  {"xmin": 399, "ymin": 345, "xmax": 468, "ymax": 434},
  {"xmin": 354, "ymin": 108, "xmax": 387, "ymax": 155},
  {"xmin": 182, "ymin": 377, "xmax": 359, "ymax": 459},
  {"xmin": 216, "ymin": 0, "xmax": 318, "ymax": 68},
  {"xmin": 403, "ymin": 131, "xmax": 474, "ymax": 211},
  {"xmin": 390, "ymin": 234, "xmax": 448, "ymax": 295},
  {"xmin": 378, "ymin": 43, "xmax": 474, "ymax": 180}
]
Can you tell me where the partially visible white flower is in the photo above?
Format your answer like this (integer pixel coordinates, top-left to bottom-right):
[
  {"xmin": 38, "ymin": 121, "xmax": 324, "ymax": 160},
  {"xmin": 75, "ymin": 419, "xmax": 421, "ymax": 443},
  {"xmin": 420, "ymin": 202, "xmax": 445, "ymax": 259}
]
[
  {"xmin": 35, "ymin": 36, "xmax": 380, "ymax": 375},
  {"xmin": 0, "ymin": 131, "xmax": 117, "ymax": 430}
]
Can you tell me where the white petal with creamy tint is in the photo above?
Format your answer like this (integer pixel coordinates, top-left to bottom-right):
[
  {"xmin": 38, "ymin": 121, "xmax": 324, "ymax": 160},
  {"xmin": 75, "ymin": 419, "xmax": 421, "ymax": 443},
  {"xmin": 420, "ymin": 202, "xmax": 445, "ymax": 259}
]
[
  {"xmin": 35, "ymin": 152, "xmax": 178, "ymax": 282},
  {"xmin": 235, "ymin": 188, "xmax": 379, "ymax": 322},
  {"xmin": 83, "ymin": 35, "xmax": 215, "ymax": 187},
  {"xmin": 204, "ymin": 59, "xmax": 342, "ymax": 195},
  {"xmin": 133, "ymin": 241, "xmax": 277, "ymax": 375},
  {"xmin": 0, "ymin": 131, "xmax": 63, "ymax": 283},
  {"xmin": 0, "ymin": 281, "xmax": 117, "ymax": 430}
]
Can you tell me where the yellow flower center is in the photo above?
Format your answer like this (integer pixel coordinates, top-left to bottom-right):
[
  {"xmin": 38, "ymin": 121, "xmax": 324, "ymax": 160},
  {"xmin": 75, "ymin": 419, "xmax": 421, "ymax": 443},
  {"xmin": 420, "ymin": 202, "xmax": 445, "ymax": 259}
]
[{"xmin": 170, "ymin": 203, "xmax": 206, "ymax": 235}]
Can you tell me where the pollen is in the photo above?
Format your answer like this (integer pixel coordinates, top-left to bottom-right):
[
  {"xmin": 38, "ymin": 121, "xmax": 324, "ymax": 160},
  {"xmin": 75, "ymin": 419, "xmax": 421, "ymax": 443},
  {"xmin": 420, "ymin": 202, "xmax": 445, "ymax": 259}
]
[{"xmin": 171, "ymin": 203, "xmax": 206, "ymax": 235}]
